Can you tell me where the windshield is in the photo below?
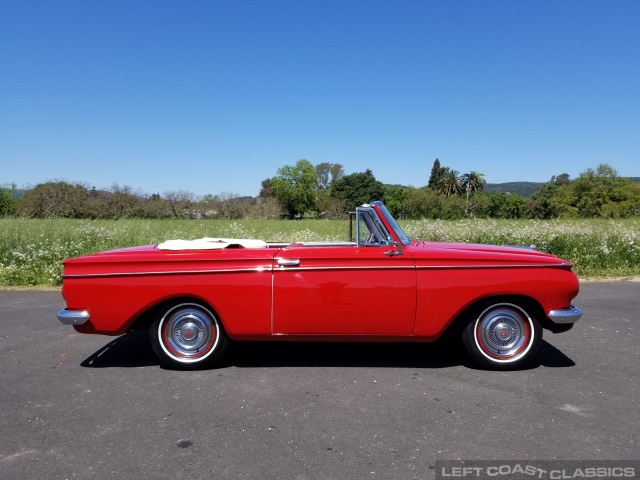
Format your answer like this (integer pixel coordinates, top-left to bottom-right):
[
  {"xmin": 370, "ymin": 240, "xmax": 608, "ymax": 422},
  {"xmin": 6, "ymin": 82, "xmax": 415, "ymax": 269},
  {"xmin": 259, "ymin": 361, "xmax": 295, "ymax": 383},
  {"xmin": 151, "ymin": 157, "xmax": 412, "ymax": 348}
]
[
  {"xmin": 374, "ymin": 202, "xmax": 411, "ymax": 246},
  {"xmin": 357, "ymin": 209, "xmax": 391, "ymax": 246}
]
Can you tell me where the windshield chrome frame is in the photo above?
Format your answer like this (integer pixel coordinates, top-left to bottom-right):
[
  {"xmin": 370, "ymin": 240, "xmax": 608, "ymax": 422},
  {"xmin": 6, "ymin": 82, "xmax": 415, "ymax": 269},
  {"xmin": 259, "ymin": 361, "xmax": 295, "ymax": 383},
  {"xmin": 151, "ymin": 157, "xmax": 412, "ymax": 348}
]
[
  {"xmin": 371, "ymin": 201, "xmax": 411, "ymax": 246},
  {"xmin": 355, "ymin": 207, "xmax": 392, "ymax": 246}
]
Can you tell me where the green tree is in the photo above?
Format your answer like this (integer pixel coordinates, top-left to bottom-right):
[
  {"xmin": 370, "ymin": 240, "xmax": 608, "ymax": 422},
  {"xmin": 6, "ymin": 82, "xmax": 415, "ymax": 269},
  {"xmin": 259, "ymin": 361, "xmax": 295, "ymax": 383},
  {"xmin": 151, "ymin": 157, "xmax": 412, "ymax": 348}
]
[
  {"xmin": 139, "ymin": 193, "xmax": 171, "ymax": 219},
  {"xmin": 331, "ymin": 169, "xmax": 385, "ymax": 213},
  {"xmin": 164, "ymin": 190, "xmax": 197, "ymax": 218},
  {"xmin": 19, "ymin": 181, "xmax": 90, "ymax": 218},
  {"xmin": 314, "ymin": 187, "xmax": 332, "ymax": 216},
  {"xmin": 314, "ymin": 162, "xmax": 344, "ymax": 217},
  {"xmin": 528, "ymin": 183, "xmax": 559, "ymax": 219},
  {"xmin": 427, "ymin": 158, "xmax": 446, "ymax": 190},
  {"xmin": 438, "ymin": 169, "xmax": 463, "ymax": 197},
  {"xmin": 330, "ymin": 163, "xmax": 345, "ymax": 184},
  {"xmin": 271, "ymin": 159, "xmax": 318, "ymax": 218},
  {"xmin": 572, "ymin": 164, "xmax": 629, "ymax": 217},
  {"xmin": 551, "ymin": 173, "xmax": 571, "ymax": 186},
  {"xmin": 529, "ymin": 174, "xmax": 579, "ymax": 219},
  {"xmin": 258, "ymin": 178, "xmax": 275, "ymax": 199},
  {"xmin": 461, "ymin": 171, "xmax": 486, "ymax": 194},
  {"xmin": 484, "ymin": 192, "xmax": 527, "ymax": 219},
  {"xmin": 601, "ymin": 179, "xmax": 640, "ymax": 217},
  {"xmin": 461, "ymin": 171, "xmax": 486, "ymax": 216},
  {"xmin": 206, "ymin": 192, "xmax": 251, "ymax": 219},
  {"xmin": 383, "ymin": 186, "xmax": 406, "ymax": 218},
  {"xmin": 0, "ymin": 183, "xmax": 18, "ymax": 216},
  {"xmin": 315, "ymin": 162, "xmax": 345, "ymax": 189},
  {"xmin": 401, "ymin": 187, "xmax": 433, "ymax": 219},
  {"xmin": 83, "ymin": 188, "xmax": 112, "ymax": 219},
  {"xmin": 106, "ymin": 184, "xmax": 143, "ymax": 218},
  {"xmin": 402, "ymin": 187, "xmax": 467, "ymax": 220},
  {"xmin": 315, "ymin": 163, "xmax": 332, "ymax": 190},
  {"xmin": 548, "ymin": 185, "xmax": 579, "ymax": 218}
]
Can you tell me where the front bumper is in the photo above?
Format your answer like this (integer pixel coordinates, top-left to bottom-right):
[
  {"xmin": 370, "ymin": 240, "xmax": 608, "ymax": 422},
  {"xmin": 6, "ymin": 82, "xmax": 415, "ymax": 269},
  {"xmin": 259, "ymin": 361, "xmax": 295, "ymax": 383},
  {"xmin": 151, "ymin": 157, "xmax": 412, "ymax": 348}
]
[
  {"xmin": 57, "ymin": 309, "xmax": 90, "ymax": 326},
  {"xmin": 548, "ymin": 306, "xmax": 582, "ymax": 324}
]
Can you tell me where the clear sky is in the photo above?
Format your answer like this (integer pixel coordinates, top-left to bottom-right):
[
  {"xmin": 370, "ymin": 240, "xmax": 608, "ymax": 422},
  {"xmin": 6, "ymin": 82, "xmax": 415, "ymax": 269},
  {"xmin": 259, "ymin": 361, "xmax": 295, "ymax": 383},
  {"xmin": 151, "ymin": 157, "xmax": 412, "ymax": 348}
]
[{"xmin": 1, "ymin": 0, "xmax": 638, "ymax": 197}]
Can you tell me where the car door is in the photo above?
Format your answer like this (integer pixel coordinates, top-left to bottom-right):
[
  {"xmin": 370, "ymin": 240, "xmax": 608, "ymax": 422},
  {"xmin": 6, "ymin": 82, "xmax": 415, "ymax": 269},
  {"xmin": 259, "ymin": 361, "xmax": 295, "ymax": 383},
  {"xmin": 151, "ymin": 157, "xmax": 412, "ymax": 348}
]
[{"xmin": 272, "ymin": 210, "xmax": 416, "ymax": 335}]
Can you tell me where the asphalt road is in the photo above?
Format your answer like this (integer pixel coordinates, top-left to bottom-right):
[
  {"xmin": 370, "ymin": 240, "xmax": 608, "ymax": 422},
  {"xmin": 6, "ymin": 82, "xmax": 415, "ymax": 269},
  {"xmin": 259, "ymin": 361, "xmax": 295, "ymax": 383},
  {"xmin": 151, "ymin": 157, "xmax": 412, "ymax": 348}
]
[{"xmin": 0, "ymin": 282, "xmax": 638, "ymax": 480}]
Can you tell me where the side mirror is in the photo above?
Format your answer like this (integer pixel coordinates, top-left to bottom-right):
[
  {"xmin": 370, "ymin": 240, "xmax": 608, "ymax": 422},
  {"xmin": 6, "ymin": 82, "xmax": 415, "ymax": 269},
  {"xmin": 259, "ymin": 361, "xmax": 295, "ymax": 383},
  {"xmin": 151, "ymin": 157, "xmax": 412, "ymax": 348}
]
[{"xmin": 384, "ymin": 241, "xmax": 404, "ymax": 256}]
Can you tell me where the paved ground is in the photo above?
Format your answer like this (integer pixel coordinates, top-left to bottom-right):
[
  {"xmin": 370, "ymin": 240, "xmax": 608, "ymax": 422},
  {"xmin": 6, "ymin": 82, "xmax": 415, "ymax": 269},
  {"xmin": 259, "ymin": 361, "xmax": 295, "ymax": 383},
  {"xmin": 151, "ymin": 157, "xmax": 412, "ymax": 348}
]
[{"xmin": 0, "ymin": 282, "xmax": 638, "ymax": 480}]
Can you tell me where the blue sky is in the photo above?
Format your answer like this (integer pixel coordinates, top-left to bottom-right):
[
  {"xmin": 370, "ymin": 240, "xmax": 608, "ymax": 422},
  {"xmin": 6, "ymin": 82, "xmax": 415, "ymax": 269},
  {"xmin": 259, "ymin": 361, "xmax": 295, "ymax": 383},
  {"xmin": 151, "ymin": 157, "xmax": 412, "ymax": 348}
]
[{"xmin": 1, "ymin": 0, "xmax": 638, "ymax": 197}]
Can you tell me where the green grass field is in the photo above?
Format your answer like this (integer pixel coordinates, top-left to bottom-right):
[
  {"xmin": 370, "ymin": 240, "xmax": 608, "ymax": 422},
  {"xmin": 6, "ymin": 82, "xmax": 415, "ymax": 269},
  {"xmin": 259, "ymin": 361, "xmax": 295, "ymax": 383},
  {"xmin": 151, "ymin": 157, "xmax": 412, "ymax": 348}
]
[{"xmin": 1, "ymin": 217, "xmax": 639, "ymax": 285}]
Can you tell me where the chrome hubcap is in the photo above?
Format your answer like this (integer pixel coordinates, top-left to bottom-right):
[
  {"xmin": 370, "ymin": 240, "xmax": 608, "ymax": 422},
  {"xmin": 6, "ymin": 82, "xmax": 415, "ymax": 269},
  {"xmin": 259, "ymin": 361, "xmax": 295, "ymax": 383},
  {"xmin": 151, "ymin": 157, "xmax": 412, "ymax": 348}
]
[
  {"xmin": 164, "ymin": 308, "xmax": 214, "ymax": 357},
  {"xmin": 178, "ymin": 322, "xmax": 198, "ymax": 341},
  {"xmin": 477, "ymin": 307, "xmax": 529, "ymax": 359}
]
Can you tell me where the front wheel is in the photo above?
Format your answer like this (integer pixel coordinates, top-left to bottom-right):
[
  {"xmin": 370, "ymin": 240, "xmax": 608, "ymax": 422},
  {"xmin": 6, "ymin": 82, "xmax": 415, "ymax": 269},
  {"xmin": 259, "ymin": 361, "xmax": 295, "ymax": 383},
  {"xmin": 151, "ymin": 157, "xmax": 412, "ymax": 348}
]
[
  {"xmin": 150, "ymin": 302, "xmax": 228, "ymax": 369},
  {"xmin": 462, "ymin": 302, "xmax": 542, "ymax": 370}
]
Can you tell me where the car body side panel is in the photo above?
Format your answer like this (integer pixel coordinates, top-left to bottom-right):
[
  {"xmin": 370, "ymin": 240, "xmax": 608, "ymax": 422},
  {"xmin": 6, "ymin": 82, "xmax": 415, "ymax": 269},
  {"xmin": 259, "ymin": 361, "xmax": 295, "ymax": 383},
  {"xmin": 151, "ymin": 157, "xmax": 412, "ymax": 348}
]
[
  {"xmin": 66, "ymin": 272, "xmax": 272, "ymax": 338},
  {"xmin": 406, "ymin": 241, "xmax": 579, "ymax": 339},
  {"xmin": 272, "ymin": 245, "xmax": 416, "ymax": 335},
  {"xmin": 413, "ymin": 266, "xmax": 580, "ymax": 339},
  {"xmin": 62, "ymin": 247, "xmax": 277, "ymax": 338}
]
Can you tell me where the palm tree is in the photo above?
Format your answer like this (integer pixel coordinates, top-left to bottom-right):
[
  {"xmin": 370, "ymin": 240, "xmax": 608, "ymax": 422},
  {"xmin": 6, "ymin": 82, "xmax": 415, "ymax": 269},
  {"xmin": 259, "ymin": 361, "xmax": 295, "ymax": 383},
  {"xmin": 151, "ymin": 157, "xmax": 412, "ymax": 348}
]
[
  {"xmin": 438, "ymin": 169, "xmax": 463, "ymax": 197},
  {"xmin": 461, "ymin": 171, "xmax": 487, "ymax": 194},
  {"xmin": 461, "ymin": 171, "xmax": 487, "ymax": 215}
]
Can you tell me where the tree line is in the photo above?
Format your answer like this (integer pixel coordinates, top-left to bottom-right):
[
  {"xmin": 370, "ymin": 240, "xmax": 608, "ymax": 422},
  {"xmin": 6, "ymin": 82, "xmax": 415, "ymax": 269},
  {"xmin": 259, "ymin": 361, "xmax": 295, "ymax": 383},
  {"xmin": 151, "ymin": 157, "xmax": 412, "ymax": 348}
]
[{"xmin": 1, "ymin": 161, "xmax": 638, "ymax": 220}]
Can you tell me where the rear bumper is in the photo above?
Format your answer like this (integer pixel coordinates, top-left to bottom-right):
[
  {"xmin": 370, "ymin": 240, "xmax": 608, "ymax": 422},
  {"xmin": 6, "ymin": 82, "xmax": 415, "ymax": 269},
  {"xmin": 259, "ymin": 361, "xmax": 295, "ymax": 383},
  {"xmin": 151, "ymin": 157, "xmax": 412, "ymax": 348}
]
[
  {"xmin": 548, "ymin": 306, "xmax": 582, "ymax": 324},
  {"xmin": 57, "ymin": 309, "xmax": 90, "ymax": 326}
]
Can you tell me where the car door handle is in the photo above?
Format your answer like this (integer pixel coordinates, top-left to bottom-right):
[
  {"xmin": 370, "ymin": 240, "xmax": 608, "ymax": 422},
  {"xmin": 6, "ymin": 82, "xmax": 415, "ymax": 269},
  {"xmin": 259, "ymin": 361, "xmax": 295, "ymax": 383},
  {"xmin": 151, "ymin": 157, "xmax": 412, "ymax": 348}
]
[{"xmin": 277, "ymin": 258, "xmax": 300, "ymax": 267}]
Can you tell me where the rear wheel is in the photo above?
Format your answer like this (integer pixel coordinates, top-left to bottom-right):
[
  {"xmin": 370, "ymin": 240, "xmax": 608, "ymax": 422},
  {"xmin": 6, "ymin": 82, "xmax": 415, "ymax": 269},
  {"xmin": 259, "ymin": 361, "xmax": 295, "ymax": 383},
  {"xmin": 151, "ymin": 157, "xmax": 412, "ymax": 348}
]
[
  {"xmin": 462, "ymin": 301, "xmax": 542, "ymax": 370},
  {"xmin": 150, "ymin": 302, "xmax": 228, "ymax": 369}
]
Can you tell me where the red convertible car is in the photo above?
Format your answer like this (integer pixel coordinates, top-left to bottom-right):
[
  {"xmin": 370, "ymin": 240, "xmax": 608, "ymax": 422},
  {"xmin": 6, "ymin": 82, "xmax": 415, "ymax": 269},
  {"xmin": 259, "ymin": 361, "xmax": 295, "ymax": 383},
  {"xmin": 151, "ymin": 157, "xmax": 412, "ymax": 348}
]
[{"xmin": 57, "ymin": 201, "xmax": 581, "ymax": 370}]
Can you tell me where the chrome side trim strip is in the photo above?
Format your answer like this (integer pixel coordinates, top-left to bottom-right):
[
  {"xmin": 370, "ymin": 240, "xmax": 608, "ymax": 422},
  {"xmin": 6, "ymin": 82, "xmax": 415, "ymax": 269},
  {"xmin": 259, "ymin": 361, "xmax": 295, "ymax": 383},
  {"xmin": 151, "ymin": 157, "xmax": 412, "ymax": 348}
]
[
  {"xmin": 62, "ymin": 267, "xmax": 272, "ymax": 279},
  {"xmin": 548, "ymin": 306, "xmax": 582, "ymax": 324},
  {"xmin": 416, "ymin": 263, "xmax": 571, "ymax": 270},
  {"xmin": 276, "ymin": 263, "xmax": 569, "ymax": 272},
  {"xmin": 274, "ymin": 263, "xmax": 567, "ymax": 272},
  {"xmin": 274, "ymin": 265, "xmax": 416, "ymax": 272},
  {"xmin": 63, "ymin": 262, "xmax": 569, "ymax": 278},
  {"xmin": 273, "ymin": 264, "xmax": 568, "ymax": 272},
  {"xmin": 275, "ymin": 266, "xmax": 414, "ymax": 271},
  {"xmin": 57, "ymin": 309, "xmax": 90, "ymax": 325},
  {"xmin": 273, "ymin": 264, "xmax": 567, "ymax": 272}
]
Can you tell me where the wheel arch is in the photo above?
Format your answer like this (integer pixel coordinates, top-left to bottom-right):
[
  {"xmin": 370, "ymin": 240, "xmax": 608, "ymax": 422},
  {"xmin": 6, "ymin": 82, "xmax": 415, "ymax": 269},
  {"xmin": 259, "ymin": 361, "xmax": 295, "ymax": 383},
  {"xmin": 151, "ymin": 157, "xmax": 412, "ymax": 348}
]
[
  {"xmin": 443, "ymin": 294, "xmax": 546, "ymax": 340},
  {"xmin": 127, "ymin": 295, "xmax": 225, "ymax": 332}
]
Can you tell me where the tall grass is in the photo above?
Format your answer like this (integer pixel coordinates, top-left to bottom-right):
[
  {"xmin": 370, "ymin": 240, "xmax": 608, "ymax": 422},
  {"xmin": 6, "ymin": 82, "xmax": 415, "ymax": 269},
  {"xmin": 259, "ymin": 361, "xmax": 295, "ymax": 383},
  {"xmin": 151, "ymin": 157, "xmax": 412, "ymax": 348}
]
[
  {"xmin": 1, "ymin": 217, "xmax": 639, "ymax": 285},
  {"xmin": 403, "ymin": 218, "xmax": 640, "ymax": 279}
]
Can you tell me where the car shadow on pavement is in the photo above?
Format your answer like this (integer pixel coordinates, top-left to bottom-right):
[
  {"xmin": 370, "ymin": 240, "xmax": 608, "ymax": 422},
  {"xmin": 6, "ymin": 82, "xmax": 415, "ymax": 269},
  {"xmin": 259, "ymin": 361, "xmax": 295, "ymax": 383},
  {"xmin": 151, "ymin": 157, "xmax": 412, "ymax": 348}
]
[
  {"xmin": 535, "ymin": 340, "xmax": 576, "ymax": 368},
  {"xmin": 223, "ymin": 340, "xmax": 465, "ymax": 369},
  {"xmin": 80, "ymin": 331, "xmax": 159, "ymax": 368},
  {"xmin": 223, "ymin": 339, "xmax": 575, "ymax": 370},
  {"xmin": 80, "ymin": 332, "xmax": 575, "ymax": 370}
]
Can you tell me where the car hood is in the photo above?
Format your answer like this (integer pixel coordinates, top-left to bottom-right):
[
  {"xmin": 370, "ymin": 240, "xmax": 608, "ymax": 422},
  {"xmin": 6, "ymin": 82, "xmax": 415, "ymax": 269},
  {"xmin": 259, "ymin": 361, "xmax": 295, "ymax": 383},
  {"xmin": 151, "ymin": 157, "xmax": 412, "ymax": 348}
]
[{"xmin": 408, "ymin": 240, "xmax": 571, "ymax": 267}]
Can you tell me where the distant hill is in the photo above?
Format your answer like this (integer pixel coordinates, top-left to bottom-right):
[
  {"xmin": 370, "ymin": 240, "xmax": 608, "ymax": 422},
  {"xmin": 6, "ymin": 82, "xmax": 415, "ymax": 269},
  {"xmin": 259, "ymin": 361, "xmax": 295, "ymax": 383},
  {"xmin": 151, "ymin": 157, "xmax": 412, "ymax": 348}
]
[
  {"xmin": 484, "ymin": 178, "xmax": 639, "ymax": 196},
  {"xmin": 484, "ymin": 182, "xmax": 541, "ymax": 197},
  {"xmin": 383, "ymin": 182, "xmax": 543, "ymax": 197}
]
